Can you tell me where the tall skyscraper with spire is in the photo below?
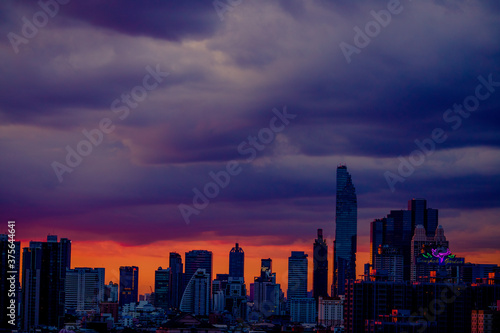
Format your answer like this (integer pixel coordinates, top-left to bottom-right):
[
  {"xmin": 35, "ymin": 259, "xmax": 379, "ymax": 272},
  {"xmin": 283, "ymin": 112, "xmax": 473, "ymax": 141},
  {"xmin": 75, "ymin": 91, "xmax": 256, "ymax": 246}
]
[
  {"xmin": 229, "ymin": 243, "xmax": 244, "ymax": 279},
  {"xmin": 313, "ymin": 229, "xmax": 328, "ymax": 300},
  {"xmin": 332, "ymin": 165, "xmax": 357, "ymax": 296}
]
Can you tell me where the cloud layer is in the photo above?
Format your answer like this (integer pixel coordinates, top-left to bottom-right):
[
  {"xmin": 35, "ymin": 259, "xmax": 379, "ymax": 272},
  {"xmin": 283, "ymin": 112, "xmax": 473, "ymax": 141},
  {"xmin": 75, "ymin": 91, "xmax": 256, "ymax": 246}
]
[{"xmin": 1, "ymin": 0, "xmax": 499, "ymax": 275}]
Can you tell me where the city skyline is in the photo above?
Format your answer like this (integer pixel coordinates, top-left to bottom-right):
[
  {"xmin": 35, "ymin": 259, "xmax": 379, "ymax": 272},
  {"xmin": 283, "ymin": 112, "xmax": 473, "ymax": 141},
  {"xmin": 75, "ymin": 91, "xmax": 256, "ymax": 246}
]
[
  {"xmin": 1, "ymin": 2, "xmax": 500, "ymax": 325},
  {"xmin": 1, "ymin": 1, "xmax": 499, "ymax": 285},
  {"xmin": 11, "ymin": 194, "xmax": 499, "ymax": 298}
]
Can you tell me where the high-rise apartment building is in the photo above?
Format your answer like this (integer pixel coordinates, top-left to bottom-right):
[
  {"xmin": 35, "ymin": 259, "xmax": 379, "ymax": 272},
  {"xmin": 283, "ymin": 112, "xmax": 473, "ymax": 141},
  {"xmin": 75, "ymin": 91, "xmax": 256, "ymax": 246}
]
[
  {"xmin": 313, "ymin": 229, "xmax": 328, "ymax": 300},
  {"xmin": 287, "ymin": 251, "xmax": 308, "ymax": 300},
  {"xmin": 65, "ymin": 267, "xmax": 105, "ymax": 313},
  {"xmin": 333, "ymin": 165, "xmax": 357, "ymax": 296},
  {"xmin": 119, "ymin": 266, "xmax": 138, "ymax": 306},
  {"xmin": 229, "ymin": 243, "xmax": 244, "ymax": 279},
  {"xmin": 22, "ymin": 235, "xmax": 71, "ymax": 330}
]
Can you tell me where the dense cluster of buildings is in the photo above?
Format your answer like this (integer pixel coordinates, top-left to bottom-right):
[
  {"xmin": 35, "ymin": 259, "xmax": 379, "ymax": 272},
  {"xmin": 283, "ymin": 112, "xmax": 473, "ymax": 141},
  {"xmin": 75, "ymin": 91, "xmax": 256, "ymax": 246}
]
[{"xmin": 1, "ymin": 166, "xmax": 499, "ymax": 333}]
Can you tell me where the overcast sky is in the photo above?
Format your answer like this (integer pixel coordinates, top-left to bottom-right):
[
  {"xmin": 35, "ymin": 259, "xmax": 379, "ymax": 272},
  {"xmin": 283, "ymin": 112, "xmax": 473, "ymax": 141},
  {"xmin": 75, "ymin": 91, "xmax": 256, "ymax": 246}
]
[{"xmin": 1, "ymin": 0, "xmax": 499, "ymax": 292}]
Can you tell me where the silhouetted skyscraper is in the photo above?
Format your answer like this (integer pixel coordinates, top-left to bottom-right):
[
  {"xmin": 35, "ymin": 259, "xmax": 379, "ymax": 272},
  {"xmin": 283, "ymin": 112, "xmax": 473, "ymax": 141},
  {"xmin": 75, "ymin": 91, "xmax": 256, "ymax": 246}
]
[
  {"xmin": 119, "ymin": 266, "xmax": 138, "ymax": 306},
  {"xmin": 229, "ymin": 243, "xmax": 244, "ymax": 279},
  {"xmin": 332, "ymin": 165, "xmax": 357, "ymax": 296},
  {"xmin": 22, "ymin": 235, "xmax": 71, "ymax": 330},
  {"xmin": 155, "ymin": 267, "xmax": 170, "ymax": 310},
  {"xmin": 184, "ymin": 250, "xmax": 212, "ymax": 309},
  {"xmin": 179, "ymin": 268, "xmax": 210, "ymax": 316},
  {"xmin": 288, "ymin": 251, "xmax": 308, "ymax": 300},
  {"xmin": 313, "ymin": 229, "xmax": 328, "ymax": 300},
  {"xmin": 408, "ymin": 198, "xmax": 439, "ymax": 238},
  {"xmin": 254, "ymin": 258, "xmax": 281, "ymax": 317},
  {"xmin": 169, "ymin": 252, "xmax": 183, "ymax": 310}
]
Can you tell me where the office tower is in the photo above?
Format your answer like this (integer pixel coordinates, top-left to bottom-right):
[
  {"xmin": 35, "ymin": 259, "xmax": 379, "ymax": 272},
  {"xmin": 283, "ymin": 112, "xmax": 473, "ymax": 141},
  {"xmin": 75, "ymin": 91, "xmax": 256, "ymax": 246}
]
[
  {"xmin": 1, "ymin": 234, "xmax": 20, "ymax": 330},
  {"xmin": 288, "ymin": 251, "xmax": 308, "ymax": 300},
  {"xmin": 373, "ymin": 245, "xmax": 404, "ymax": 282},
  {"xmin": 169, "ymin": 252, "xmax": 183, "ymax": 310},
  {"xmin": 254, "ymin": 258, "xmax": 281, "ymax": 317},
  {"xmin": 313, "ymin": 229, "xmax": 328, "ymax": 300},
  {"xmin": 225, "ymin": 277, "xmax": 247, "ymax": 320},
  {"xmin": 105, "ymin": 281, "xmax": 119, "ymax": 302},
  {"xmin": 426, "ymin": 208, "xmax": 439, "ymax": 238},
  {"xmin": 332, "ymin": 165, "xmax": 357, "ymax": 296},
  {"xmin": 289, "ymin": 298, "xmax": 316, "ymax": 324},
  {"xmin": 370, "ymin": 219, "xmax": 384, "ymax": 266},
  {"xmin": 179, "ymin": 268, "xmax": 210, "ymax": 316},
  {"xmin": 154, "ymin": 267, "xmax": 170, "ymax": 310},
  {"xmin": 387, "ymin": 209, "xmax": 412, "ymax": 281},
  {"xmin": 65, "ymin": 267, "xmax": 105, "ymax": 313},
  {"xmin": 184, "ymin": 250, "xmax": 213, "ymax": 285},
  {"xmin": 119, "ymin": 266, "xmax": 139, "ymax": 306},
  {"xmin": 22, "ymin": 235, "xmax": 71, "ymax": 330},
  {"xmin": 261, "ymin": 258, "xmax": 272, "ymax": 273},
  {"xmin": 184, "ymin": 250, "xmax": 212, "ymax": 309},
  {"xmin": 229, "ymin": 243, "xmax": 244, "ymax": 279},
  {"xmin": 408, "ymin": 198, "xmax": 439, "ymax": 238}
]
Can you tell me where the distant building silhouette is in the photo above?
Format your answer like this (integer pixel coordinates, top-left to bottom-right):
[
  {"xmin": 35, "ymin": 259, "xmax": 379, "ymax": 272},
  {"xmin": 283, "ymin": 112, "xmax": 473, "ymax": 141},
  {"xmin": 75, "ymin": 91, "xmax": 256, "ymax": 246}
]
[
  {"xmin": 104, "ymin": 281, "xmax": 118, "ymax": 302},
  {"xmin": 119, "ymin": 266, "xmax": 138, "ymax": 306},
  {"xmin": 155, "ymin": 266, "xmax": 170, "ymax": 310},
  {"xmin": 229, "ymin": 243, "xmax": 244, "ymax": 279},
  {"xmin": 212, "ymin": 273, "xmax": 229, "ymax": 313},
  {"xmin": 169, "ymin": 252, "xmax": 183, "ymax": 310},
  {"xmin": 179, "ymin": 268, "xmax": 210, "ymax": 316},
  {"xmin": 184, "ymin": 250, "xmax": 212, "ymax": 309},
  {"xmin": 332, "ymin": 165, "xmax": 357, "ymax": 296},
  {"xmin": 313, "ymin": 229, "xmax": 328, "ymax": 300},
  {"xmin": 289, "ymin": 297, "xmax": 316, "ymax": 324},
  {"xmin": 287, "ymin": 251, "xmax": 308, "ymax": 300},
  {"xmin": 65, "ymin": 267, "xmax": 104, "ymax": 313},
  {"xmin": 22, "ymin": 235, "xmax": 71, "ymax": 330},
  {"xmin": 254, "ymin": 258, "xmax": 281, "ymax": 317},
  {"xmin": 225, "ymin": 277, "xmax": 247, "ymax": 320}
]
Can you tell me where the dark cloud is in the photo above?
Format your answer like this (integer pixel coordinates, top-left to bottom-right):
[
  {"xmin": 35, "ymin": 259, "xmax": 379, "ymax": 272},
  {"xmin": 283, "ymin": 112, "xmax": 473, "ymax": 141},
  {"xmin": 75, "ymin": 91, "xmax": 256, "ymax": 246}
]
[{"xmin": 0, "ymin": 0, "xmax": 499, "ymax": 255}]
